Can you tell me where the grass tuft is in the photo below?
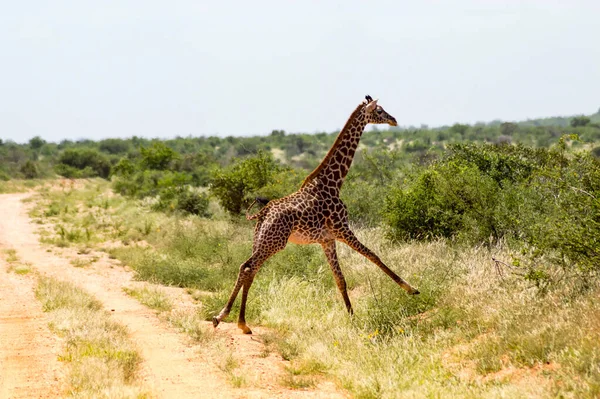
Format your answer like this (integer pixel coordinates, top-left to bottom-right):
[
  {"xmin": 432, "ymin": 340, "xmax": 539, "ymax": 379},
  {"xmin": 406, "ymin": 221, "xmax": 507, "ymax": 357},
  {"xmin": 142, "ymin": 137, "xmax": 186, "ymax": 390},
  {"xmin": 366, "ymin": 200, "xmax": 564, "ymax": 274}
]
[
  {"xmin": 123, "ymin": 286, "xmax": 173, "ymax": 312},
  {"xmin": 35, "ymin": 276, "xmax": 149, "ymax": 396},
  {"xmin": 166, "ymin": 309, "xmax": 214, "ymax": 343}
]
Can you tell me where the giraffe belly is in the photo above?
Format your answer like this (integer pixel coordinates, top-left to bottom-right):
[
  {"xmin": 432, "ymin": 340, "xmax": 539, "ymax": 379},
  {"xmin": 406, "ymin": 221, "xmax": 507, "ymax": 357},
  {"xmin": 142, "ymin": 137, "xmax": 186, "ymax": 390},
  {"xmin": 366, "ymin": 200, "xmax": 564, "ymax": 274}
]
[
  {"xmin": 288, "ymin": 229, "xmax": 332, "ymax": 245},
  {"xmin": 288, "ymin": 232, "xmax": 315, "ymax": 244}
]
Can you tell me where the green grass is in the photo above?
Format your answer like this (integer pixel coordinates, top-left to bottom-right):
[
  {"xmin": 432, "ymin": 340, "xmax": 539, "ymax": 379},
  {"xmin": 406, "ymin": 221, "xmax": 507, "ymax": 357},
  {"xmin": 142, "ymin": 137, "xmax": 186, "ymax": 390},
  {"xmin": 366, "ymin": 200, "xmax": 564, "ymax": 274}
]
[
  {"xmin": 123, "ymin": 286, "xmax": 173, "ymax": 312},
  {"xmin": 11, "ymin": 263, "xmax": 32, "ymax": 275},
  {"xmin": 2, "ymin": 249, "xmax": 32, "ymax": 274},
  {"xmin": 31, "ymin": 179, "xmax": 600, "ymax": 398},
  {"xmin": 35, "ymin": 276, "xmax": 150, "ymax": 397},
  {"xmin": 218, "ymin": 353, "xmax": 247, "ymax": 388},
  {"xmin": 2, "ymin": 248, "xmax": 20, "ymax": 263}
]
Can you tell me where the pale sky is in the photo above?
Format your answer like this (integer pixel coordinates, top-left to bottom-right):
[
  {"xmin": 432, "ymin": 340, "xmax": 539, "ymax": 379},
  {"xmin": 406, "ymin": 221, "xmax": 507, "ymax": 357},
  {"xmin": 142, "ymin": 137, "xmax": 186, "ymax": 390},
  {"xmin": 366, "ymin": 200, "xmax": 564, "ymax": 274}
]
[{"xmin": 1, "ymin": 1, "xmax": 599, "ymax": 143}]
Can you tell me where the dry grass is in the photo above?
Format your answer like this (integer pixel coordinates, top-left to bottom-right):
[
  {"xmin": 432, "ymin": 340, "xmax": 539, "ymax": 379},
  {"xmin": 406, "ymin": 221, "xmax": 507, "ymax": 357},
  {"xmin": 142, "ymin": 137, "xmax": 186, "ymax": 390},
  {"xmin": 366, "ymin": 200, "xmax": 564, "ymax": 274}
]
[
  {"xmin": 0, "ymin": 179, "xmax": 47, "ymax": 194},
  {"xmin": 218, "ymin": 353, "xmax": 247, "ymax": 388},
  {"xmin": 2, "ymin": 248, "xmax": 20, "ymax": 263},
  {"xmin": 35, "ymin": 276, "xmax": 151, "ymax": 398},
  {"xmin": 2, "ymin": 248, "xmax": 32, "ymax": 274},
  {"xmin": 252, "ymin": 237, "xmax": 600, "ymax": 398}
]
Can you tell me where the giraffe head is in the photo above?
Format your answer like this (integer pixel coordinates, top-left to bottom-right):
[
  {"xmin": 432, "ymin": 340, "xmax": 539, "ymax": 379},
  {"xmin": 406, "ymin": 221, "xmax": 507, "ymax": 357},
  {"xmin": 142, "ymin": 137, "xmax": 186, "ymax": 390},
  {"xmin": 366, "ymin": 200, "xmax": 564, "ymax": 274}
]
[{"xmin": 363, "ymin": 95, "xmax": 397, "ymax": 126}]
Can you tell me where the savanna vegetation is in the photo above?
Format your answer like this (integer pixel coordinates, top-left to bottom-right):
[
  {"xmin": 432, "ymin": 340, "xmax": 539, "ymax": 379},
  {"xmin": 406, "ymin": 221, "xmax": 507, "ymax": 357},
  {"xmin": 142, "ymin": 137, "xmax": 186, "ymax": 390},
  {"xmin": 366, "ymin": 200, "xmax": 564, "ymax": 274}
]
[
  {"xmin": 4, "ymin": 108, "xmax": 600, "ymax": 397},
  {"xmin": 35, "ymin": 276, "xmax": 150, "ymax": 397}
]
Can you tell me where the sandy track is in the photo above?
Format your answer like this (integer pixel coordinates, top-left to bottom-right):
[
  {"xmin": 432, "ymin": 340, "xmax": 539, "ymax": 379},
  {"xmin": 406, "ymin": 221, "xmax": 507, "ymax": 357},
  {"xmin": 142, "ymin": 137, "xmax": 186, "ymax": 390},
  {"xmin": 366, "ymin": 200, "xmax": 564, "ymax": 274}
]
[
  {"xmin": 0, "ymin": 258, "xmax": 63, "ymax": 398},
  {"xmin": 0, "ymin": 193, "xmax": 345, "ymax": 399}
]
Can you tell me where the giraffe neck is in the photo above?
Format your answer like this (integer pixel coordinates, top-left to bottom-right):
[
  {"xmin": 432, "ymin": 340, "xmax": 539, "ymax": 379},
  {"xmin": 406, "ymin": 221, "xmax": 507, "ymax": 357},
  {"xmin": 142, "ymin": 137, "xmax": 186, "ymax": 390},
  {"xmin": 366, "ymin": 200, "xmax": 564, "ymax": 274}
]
[{"xmin": 301, "ymin": 104, "xmax": 368, "ymax": 194}]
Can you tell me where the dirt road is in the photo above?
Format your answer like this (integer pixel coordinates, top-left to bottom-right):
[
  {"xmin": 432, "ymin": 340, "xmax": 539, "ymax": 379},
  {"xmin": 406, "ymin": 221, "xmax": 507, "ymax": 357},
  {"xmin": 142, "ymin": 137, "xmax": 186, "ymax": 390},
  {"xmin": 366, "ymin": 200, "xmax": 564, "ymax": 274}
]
[
  {"xmin": 0, "ymin": 193, "xmax": 345, "ymax": 398},
  {"xmin": 0, "ymin": 258, "xmax": 63, "ymax": 398}
]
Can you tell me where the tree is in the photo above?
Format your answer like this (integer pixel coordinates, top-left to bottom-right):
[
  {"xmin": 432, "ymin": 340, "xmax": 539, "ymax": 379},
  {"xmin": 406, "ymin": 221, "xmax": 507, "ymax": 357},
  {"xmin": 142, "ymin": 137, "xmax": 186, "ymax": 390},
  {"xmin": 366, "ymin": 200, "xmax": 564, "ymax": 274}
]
[
  {"xmin": 570, "ymin": 116, "xmax": 590, "ymax": 128},
  {"xmin": 450, "ymin": 123, "xmax": 469, "ymax": 136},
  {"xmin": 99, "ymin": 138, "xmax": 131, "ymax": 154},
  {"xmin": 29, "ymin": 136, "xmax": 46, "ymax": 150},
  {"xmin": 140, "ymin": 142, "xmax": 179, "ymax": 170},
  {"xmin": 210, "ymin": 152, "xmax": 283, "ymax": 214},
  {"xmin": 500, "ymin": 122, "xmax": 518, "ymax": 136},
  {"xmin": 20, "ymin": 160, "xmax": 39, "ymax": 179},
  {"xmin": 57, "ymin": 149, "xmax": 111, "ymax": 178}
]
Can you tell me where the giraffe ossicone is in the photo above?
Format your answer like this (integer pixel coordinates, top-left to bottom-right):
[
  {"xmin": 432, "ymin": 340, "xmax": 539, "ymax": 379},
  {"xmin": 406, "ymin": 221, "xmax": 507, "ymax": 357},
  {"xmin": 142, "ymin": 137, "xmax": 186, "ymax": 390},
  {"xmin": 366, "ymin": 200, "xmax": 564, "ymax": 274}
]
[{"xmin": 213, "ymin": 95, "xmax": 418, "ymax": 334}]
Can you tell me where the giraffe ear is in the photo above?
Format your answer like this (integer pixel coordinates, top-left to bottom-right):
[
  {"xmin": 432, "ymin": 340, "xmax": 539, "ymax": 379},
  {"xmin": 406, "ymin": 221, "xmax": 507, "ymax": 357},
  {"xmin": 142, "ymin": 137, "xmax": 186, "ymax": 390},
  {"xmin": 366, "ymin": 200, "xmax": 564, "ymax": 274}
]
[{"xmin": 365, "ymin": 99, "xmax": 378, "ymax": 112}]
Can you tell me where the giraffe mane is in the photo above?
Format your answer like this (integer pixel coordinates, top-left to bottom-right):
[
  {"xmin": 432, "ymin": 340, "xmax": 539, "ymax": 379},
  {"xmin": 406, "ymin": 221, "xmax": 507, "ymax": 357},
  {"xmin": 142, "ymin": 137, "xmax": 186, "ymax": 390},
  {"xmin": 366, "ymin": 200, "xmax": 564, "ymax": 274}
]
[{"xmin": 301, "ymin": 102, "xmax": 366, "ymax": 188}]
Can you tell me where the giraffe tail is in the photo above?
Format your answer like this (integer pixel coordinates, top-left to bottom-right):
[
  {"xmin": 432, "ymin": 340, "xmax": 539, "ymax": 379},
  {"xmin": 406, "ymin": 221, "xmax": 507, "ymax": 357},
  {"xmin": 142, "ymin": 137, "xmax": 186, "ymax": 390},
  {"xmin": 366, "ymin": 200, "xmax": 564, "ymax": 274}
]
[{"xmin": 245, "ymin": 197, "xmax": 271, "ymax": 221}]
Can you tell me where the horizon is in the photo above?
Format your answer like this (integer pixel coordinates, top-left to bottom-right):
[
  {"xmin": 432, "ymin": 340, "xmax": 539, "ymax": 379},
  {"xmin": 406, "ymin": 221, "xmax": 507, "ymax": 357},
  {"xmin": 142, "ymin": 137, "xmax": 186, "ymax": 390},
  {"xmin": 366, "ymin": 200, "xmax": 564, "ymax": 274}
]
[
  {"xmin": 2, "ymin": 1, "xmax": 600, "ymax": 144},
  {"xmin": 4, "ymin": 106, "xmax": 598, "ymax": 145}
]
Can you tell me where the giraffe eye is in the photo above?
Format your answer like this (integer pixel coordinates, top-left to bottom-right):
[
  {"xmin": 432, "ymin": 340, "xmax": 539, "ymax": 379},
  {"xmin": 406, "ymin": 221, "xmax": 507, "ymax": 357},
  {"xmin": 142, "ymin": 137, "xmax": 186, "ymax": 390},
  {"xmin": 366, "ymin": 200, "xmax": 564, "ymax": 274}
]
[{"xmin": 376, "ymin": 108, "xmax": 383, "ymax": 114}]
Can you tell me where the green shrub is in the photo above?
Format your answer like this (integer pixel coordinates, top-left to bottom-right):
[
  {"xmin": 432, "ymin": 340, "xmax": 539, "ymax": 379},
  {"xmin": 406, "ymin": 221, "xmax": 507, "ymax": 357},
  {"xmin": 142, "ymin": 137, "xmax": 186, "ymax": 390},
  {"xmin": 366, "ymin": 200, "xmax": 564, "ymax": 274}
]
[
  {"xmin": 140, "ymin": 142, "xmax": 179, "ymax": 170},
  {"xmin": 20, "ymin": 160, "xmax": 39, "ymax": 179},
  {"xmin": 54, "ymin": 164, "xmax": 97, "ymax": 179},
  {"xmin": 112, "ymin": 158, "xmax": 135, "ymax": 177},
  {"xmin": 341, "ymin": 149, "xmax": 408, "ymax": 226},
  {"xmin": 384, "ymin": 162, "xmax": 498, "ymax": 241},
  {"xmin": 98, "ymin": 138, "xmax": 131, "ymax": 154},
  {"xmin": 175, "ymin": 190, "xmax": 210, "ymax": 217},
  {"xmin": 384, "ymin": 138, "xmax": 600, "ymax": 274},
  {"xmin": 571, "ymin": 115, "xmax": 591, "ymax": 128},
  {"xmin": 210, "ymin": 151, "xmax": 284, "ymax": 215},
  {"xmin": 56, "ymin": 149, "xmax": 111, "ymax": 178}
]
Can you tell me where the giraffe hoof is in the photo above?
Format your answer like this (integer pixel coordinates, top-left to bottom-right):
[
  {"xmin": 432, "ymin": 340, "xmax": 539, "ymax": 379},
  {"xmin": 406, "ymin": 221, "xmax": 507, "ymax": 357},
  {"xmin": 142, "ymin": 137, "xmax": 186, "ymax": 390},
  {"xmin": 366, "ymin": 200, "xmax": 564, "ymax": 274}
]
[
  {"xmin": 212, "ymin": 316, "xmax": 220, "ymax": 328},
  {"xmin": 410, "ymin": 289, "xmax": 420, "ymax": 295},
  {"xmin": 238, "ymin": 323, "xmax": 252, "ymax": 334}
]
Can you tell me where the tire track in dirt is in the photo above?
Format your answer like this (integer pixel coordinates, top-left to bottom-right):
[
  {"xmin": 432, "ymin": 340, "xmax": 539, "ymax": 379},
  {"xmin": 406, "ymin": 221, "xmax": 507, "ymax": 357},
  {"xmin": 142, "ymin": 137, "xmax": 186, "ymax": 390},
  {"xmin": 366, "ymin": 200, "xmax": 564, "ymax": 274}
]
[
  {"xmin": 0, "ymin": 257, "xmax": 64, "ymax": 398},
  {"xmin": 0, "ymin": 193, "xmax": 346, "ymax": 399}
]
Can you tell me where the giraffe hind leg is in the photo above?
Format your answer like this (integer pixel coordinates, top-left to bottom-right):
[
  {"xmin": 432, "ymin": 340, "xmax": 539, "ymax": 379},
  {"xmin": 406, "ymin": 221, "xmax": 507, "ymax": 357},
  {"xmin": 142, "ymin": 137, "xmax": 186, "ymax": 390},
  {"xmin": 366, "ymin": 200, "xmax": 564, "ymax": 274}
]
[
  {"xmin": 214, "ymin": 216, "xmax": 292, "ymax": 333},
  {"xmin": 336, "ymin": 227, "xmax": 419, "ymax": 295},
  {"xmin": 237, "ymin": 272, "xmax": 256, "ymax": 334}
]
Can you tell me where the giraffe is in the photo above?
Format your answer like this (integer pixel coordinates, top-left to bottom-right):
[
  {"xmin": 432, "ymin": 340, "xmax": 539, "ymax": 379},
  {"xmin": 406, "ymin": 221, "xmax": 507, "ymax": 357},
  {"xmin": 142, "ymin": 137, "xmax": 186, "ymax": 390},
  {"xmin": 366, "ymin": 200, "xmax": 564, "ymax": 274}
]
[{"xmin": 213, "ymin": 95, "xmax": 419, "ymax": 334}]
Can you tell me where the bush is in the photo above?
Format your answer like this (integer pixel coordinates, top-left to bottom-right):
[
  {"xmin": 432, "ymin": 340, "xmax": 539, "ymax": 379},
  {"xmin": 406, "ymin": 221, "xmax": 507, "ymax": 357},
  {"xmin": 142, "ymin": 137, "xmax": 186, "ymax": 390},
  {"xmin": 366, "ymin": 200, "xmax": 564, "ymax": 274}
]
[
  {"xmin": 176, "ymin": 190, "xmax": 210, "ymax": 217},
  {"xmin": 140, "ymin": 142, "xmax": 179, "ymax": 170},
  {"xmin": 56, "ymin": 149, "xmax": 111, "ymax": 178},
  {"xmin": 384, "ymin": 162, "xmax": 499, "ymax": 242},
  {"xmin": 20, "ymin": 160, "xmax": 39, "ymax": 179},
  {"xmin": 383, "ymin": 138, "xmax": 600, "ymax": 274},
  {"xmin": 112, "ymin": 158, "xmax": 135, "ymax": 177},
  {"xmin": 210, "ymin": 151, "xmax": 284, "ymax": 215},
  {"xmin": 570, "ymin": 115, "xmax": 591, "ymax": 128},
  {"xmin": 341, "ymin": 149, "xmax": 408, "ymax": 226},
  {"xmin": 29, "ymin": 136, "xmax": 46, "ymax": 150},
  {"xmin": 98, "ymin": 139, "xmax": 131, "ymax": 154},
  {"xmin": 113, "ymin": 170, "xmax": 189, "ymax": 198},
  {"xmin": 54, "ymin": 164, "xmax": 98, "ymax": 179}
]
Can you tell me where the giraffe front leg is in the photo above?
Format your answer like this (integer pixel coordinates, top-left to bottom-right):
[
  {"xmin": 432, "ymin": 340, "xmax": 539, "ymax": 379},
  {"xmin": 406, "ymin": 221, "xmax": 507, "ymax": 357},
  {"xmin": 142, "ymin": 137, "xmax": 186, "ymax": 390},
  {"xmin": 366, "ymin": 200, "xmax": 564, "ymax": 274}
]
[
  {"xmin": 336, "ymin": 227, "xmax": 419, "ymax": 295},
  {"xmin": 321, "ymin": 240, "xmax": 353, "ymax": 314},
  {"xmin": 213, "ymin": 261, "xmax": 252, "ymax": 328}
]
